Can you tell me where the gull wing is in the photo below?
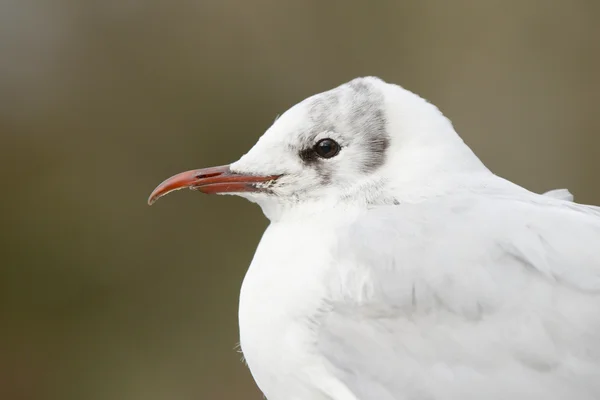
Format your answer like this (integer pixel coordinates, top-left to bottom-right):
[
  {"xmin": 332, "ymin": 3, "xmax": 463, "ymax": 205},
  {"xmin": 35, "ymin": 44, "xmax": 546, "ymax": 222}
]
[{"xmin": 317, "ymin": 194, "xmax": 600, "ymax": 400}]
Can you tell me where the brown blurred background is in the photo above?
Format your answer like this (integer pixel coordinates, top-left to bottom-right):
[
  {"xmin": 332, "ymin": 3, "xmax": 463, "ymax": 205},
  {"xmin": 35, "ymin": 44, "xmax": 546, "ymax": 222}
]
[{"xmin": 1, "ymin": 1, "xmax": 598, "ymax": 399}]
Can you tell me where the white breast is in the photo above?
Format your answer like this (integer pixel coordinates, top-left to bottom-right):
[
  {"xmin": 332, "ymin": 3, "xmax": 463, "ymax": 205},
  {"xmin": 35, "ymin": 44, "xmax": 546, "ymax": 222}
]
[{"xmin": 238, "ymin": 220, "xmax": 339, "ymax": 400}]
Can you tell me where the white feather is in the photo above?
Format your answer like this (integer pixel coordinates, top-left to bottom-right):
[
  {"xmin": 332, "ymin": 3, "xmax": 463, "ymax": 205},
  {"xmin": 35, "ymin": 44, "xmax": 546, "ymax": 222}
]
[{"xmin": 543, "ymin": 188, "xmax": 574, "ymax": 201}]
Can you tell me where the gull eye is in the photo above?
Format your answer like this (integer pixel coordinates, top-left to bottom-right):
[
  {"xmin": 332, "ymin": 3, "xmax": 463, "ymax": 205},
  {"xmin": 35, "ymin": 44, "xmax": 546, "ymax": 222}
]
[{"xmin": 314, "ymin": 138, "xmax": 340, "ymax": 159}]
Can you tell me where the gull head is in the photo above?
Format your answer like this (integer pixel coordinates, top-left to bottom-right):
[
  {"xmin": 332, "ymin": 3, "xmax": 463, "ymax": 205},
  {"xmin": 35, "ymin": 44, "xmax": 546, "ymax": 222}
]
[{"xmin": 148, "ymin": 77, "xmax": 486, "ymax": 220}]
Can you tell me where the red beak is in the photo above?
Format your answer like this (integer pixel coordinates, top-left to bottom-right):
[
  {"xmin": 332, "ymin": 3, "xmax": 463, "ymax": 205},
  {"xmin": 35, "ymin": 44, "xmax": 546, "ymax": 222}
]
[{"xmin": 148, "ymin": 165, "xmax": 279, "ymax": 205}]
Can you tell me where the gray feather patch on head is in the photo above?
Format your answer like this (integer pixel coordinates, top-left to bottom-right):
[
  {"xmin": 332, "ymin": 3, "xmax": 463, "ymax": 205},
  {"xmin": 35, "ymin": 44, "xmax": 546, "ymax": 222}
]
[
  {"xmin": 346, "ymin": 78, "xmax": 389, "ymax": 172},
  {"xmin": 298, "ymin": 78, "xmax": 390, "ymax": 183}
]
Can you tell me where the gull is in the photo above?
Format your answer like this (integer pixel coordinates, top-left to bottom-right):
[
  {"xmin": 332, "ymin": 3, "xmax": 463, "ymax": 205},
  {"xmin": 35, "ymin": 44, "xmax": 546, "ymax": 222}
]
[{"xmin": 148, "ymin": 77, "xmax": 600, "ymax": 400}]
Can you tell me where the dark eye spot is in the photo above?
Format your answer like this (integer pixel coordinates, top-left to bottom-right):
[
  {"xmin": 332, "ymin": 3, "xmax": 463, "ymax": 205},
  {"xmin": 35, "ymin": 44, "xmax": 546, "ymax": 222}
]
[{"xmin": 314, "ymin": 138, "xmax": 340, "ymax": 159}]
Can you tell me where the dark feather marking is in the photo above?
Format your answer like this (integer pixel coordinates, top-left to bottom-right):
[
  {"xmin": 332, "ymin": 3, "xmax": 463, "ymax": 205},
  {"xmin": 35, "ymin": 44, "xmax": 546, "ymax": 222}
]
[
  {"xmin": 297, "ymin": 91, "xmax": 342, "ymax": 184},
  {"xmin": 299, "ymin": 147, "xmax": 318, "ymax": 164},
  {"xmin": 347, "ymin": 79, "xmax": 389, "ymax": 173},
  {"xmin": 298, "ymin": 78, "xmax": 391, "ymax": 186}
]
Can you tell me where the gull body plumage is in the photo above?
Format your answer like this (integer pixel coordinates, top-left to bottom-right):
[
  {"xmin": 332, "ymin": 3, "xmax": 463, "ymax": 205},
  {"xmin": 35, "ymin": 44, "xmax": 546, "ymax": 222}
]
[{"xmin": 150, "ymin": 77, "xmax": 600, "ymax": 400}]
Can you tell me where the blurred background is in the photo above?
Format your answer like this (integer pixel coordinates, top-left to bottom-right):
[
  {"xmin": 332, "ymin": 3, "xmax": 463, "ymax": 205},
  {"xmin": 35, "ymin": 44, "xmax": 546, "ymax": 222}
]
[{"xmin": 1, "ymin": 0, "xmax": 599, "ymax": 399}]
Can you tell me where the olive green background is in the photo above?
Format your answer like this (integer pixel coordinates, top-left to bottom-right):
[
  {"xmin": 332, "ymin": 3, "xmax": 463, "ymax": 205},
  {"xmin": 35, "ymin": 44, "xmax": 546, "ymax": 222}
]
[{"xmin": 1, "ymin": 1, "xmax": 599, "ymax": 399}]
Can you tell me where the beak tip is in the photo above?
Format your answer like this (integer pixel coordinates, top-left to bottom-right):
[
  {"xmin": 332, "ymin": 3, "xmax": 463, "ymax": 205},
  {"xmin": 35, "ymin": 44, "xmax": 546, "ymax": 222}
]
[{"xmin": 147, "ymin": 191, "xmax": 162, "ymax": 206}]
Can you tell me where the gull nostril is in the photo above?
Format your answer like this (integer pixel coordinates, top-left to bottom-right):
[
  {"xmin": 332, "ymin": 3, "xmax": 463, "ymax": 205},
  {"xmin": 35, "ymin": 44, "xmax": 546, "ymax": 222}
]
[{"xmin": 195, "ymin": 172, "xmax": 222, "ymax": 179}]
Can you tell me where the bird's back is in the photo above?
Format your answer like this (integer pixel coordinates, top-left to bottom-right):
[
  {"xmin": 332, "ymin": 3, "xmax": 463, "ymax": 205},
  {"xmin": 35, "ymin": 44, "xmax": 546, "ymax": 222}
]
[{"xmin": 314, "ymin": 186, "xmax": 600, "ymax": 400}]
